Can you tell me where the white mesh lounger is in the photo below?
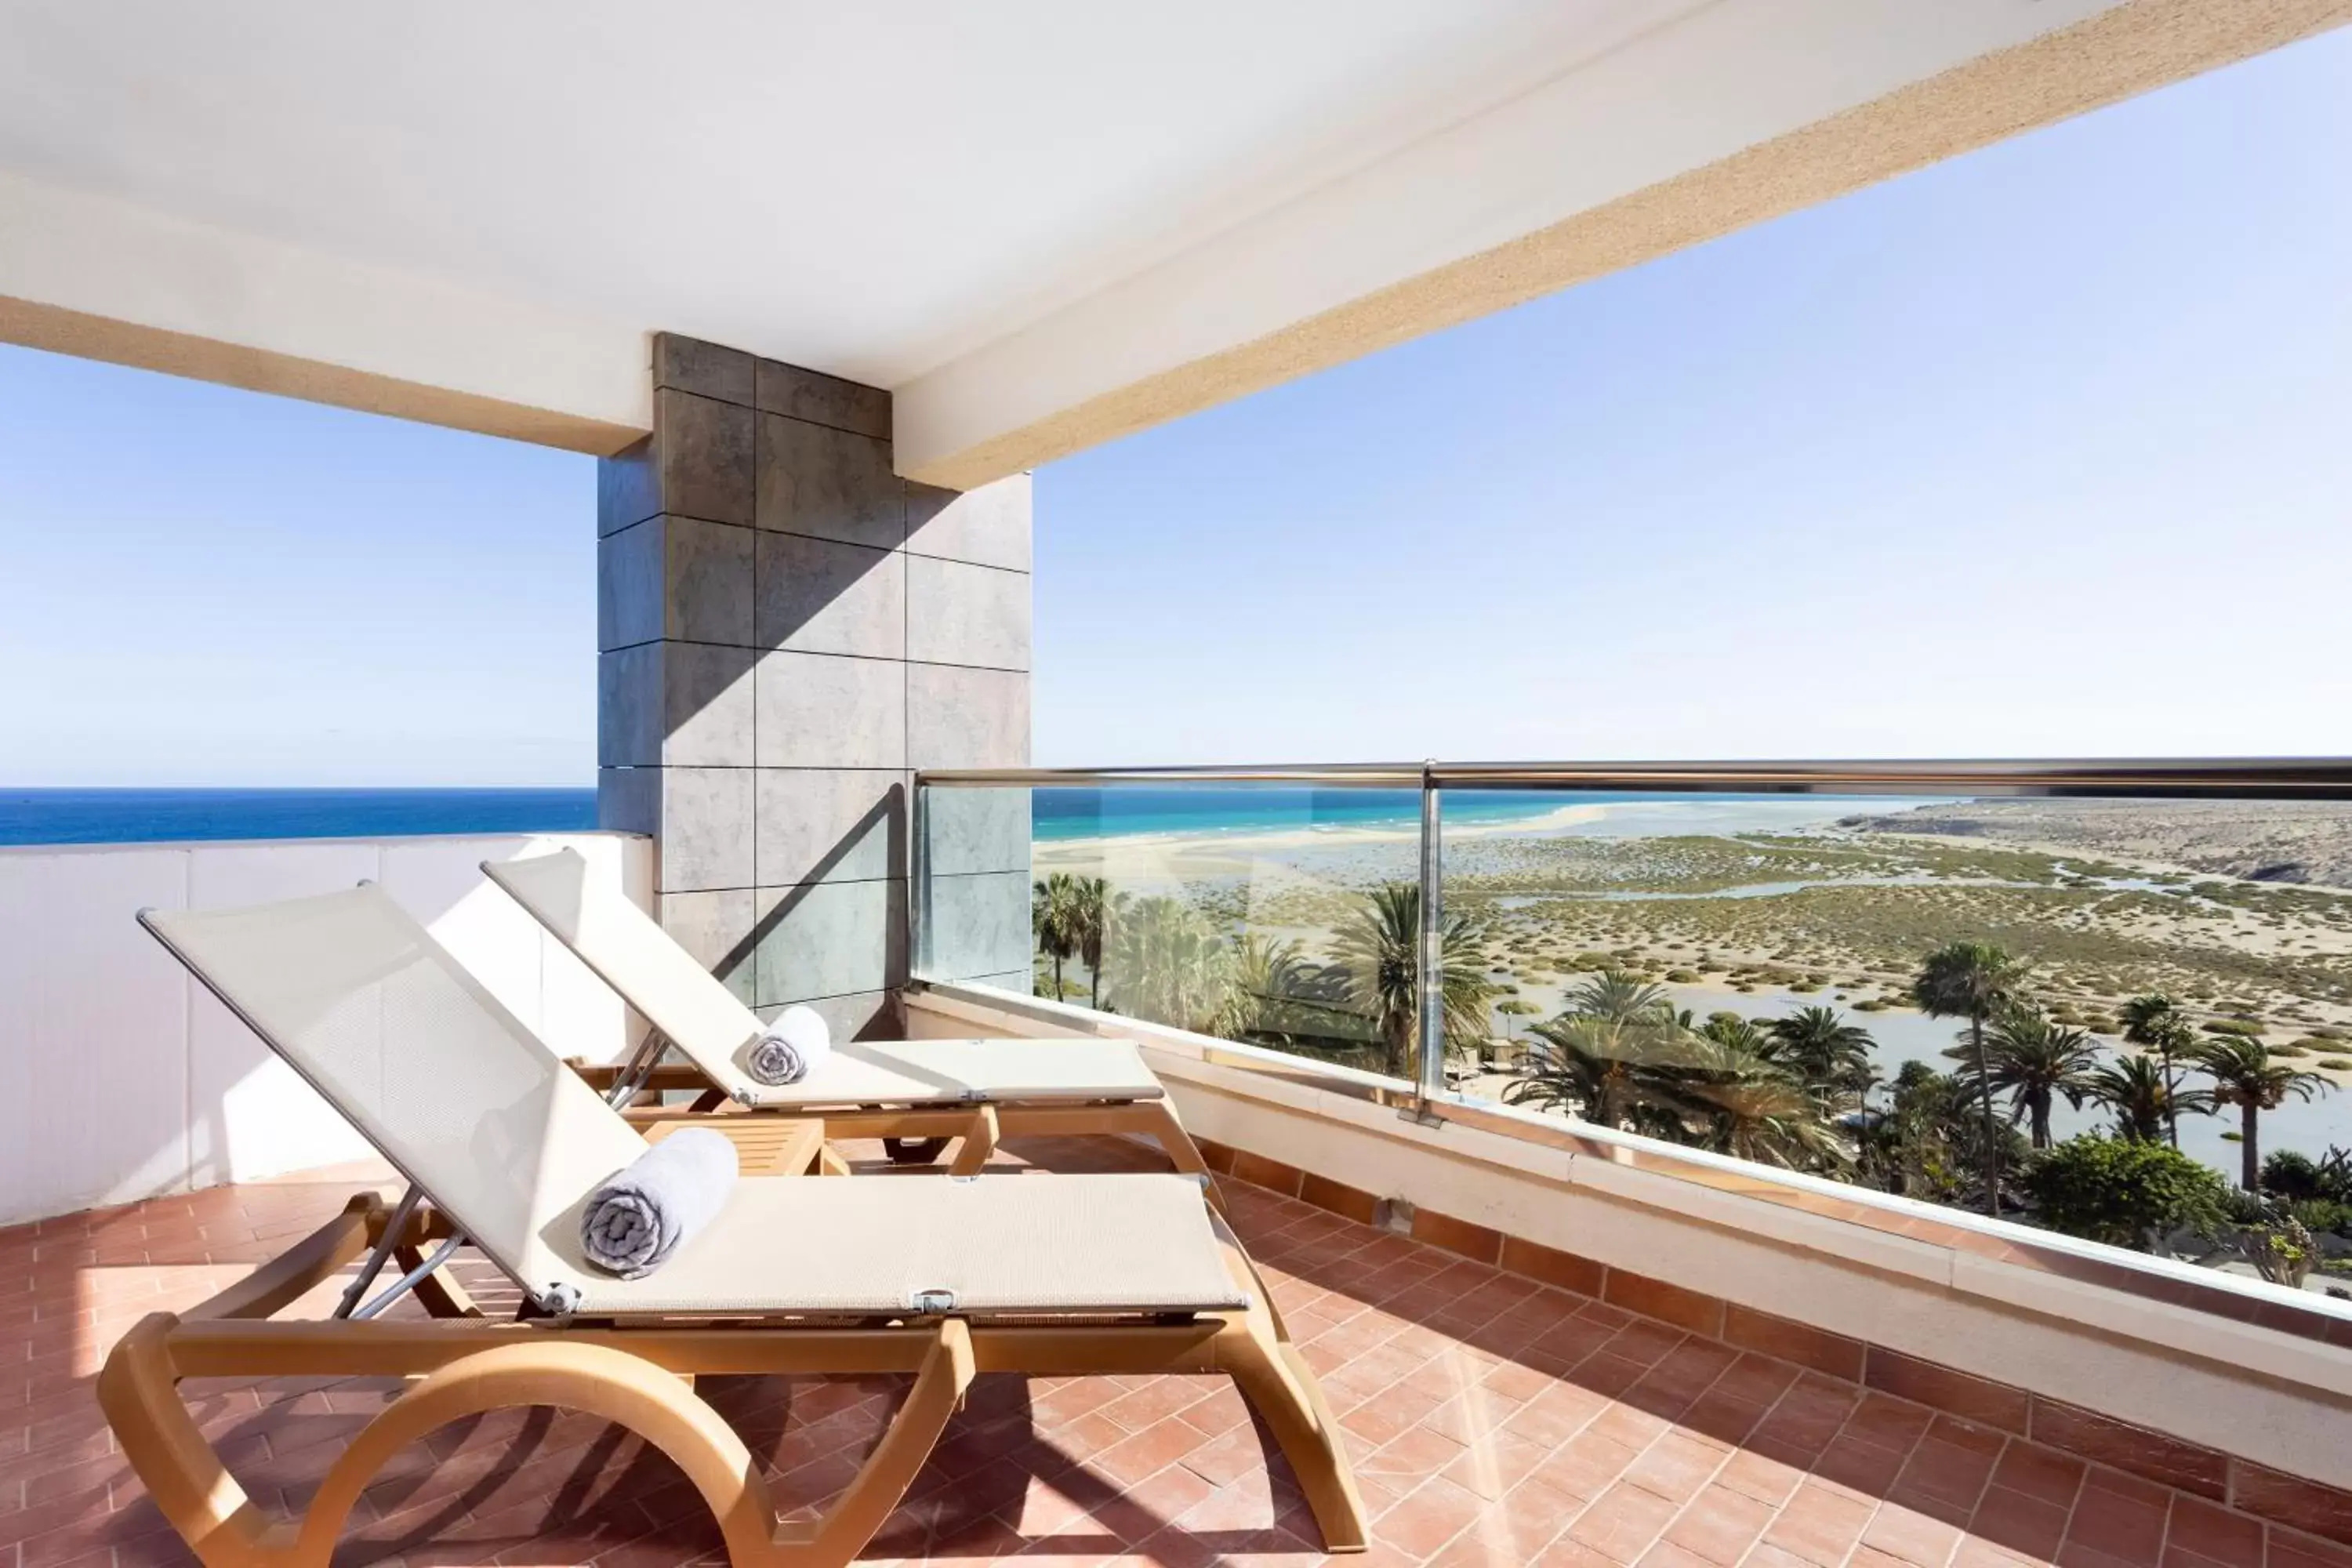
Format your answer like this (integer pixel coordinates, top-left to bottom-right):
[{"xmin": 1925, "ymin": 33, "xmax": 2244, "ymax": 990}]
[
  {"xmin": 483, "ymin": 848, "xmax": 1220, "ymax": 1189},
  {"xmin": 107, "ymin": 887, "xmax": 1366, "ymax": 1568}
]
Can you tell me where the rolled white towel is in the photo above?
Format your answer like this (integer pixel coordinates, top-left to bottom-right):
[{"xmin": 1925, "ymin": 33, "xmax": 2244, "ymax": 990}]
[
  {"xmin": 578, "ymin": 1127, "xmax": 739, "ymax": 1279},
  {"xmin": 745, "ymin": 1004, "xmax": 831, "ymax": 1087}
]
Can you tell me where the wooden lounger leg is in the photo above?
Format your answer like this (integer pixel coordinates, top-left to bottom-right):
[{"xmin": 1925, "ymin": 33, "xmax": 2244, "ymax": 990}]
[
  {"xmin": 1136, "ymin": 1098, "xmax": 1226, "ymax": 1210},
  {"xmin": 391, "ymin": 1243, "xmax": 481, "ymax": 1319},
  {"xmin": 103, "ymin": 1312, "xmax": 977, "ymax": 1568},
  {"xmin": 1206, "ymin": 1225, "xmax": 1366, "ymax": 1552},
  {"xmin": 774, "ymin": 1318, "xmax": 974, "ymax": 1565},
  {"xmin": 945, "ymin": 1103, "xmax": 1002, "ymax": 1177},
  {"xmin": 1218, "ymin": 1303, "xmax": 1370, "ymax": 1553}
]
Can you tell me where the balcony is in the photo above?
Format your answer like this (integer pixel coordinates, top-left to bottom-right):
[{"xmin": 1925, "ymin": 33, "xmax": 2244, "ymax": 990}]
[{"xmin": 9, "ymin": 764, "xmax": 2352, "ymax": 1567}]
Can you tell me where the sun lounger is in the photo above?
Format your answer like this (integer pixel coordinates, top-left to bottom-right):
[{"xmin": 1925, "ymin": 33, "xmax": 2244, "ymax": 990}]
[
  {"xmin": 110, "ymin": 886, "xmax": 1366, "ymax": 1567},
  {"xmin": 481, "ymin": 848, "xmax": 1219, "ymax": 1189}
]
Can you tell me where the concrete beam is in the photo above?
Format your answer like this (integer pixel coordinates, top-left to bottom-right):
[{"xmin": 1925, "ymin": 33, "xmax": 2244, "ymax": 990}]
[
  {"xmin": 0, "ymin": 168, "xmax": 648, "ymax": 453},
  {"xmin": 894, "ymin": 0, "xmax": 2352, "ymax": 488}
]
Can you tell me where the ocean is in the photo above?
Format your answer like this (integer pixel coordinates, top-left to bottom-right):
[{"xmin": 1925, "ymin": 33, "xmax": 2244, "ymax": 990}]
[
  {"xmin": 0, "ymin": 785, "xmax": 1877, "ymax": 848},
  {"xmin": 1031, "ymin": 786, "xmax": 1647, "ymax": 840},
  {"xmin": 0, "ymin": 788, "xmax": 599, "ymax": 845}
]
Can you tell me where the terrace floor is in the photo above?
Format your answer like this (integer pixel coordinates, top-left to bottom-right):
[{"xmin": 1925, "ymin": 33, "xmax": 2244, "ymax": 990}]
[{"xmin": 4, "ymin": 1141, "xmax": 2348, "ymax": 1568}]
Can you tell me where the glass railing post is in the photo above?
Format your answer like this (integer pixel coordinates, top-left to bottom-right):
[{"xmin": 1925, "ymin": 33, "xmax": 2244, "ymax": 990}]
[
  {"xmin": 1415, "ymin": 760, "xmax": 1446, "ymax": 1110},
  {"xmin": 909, "ymin": 775, "xmax": 930, "ymax": 983}
]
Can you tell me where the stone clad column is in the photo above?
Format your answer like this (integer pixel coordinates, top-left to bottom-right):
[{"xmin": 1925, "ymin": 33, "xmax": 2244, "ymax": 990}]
[{"xmin": 597, "ymin": 333, "xmax": 1031, "ymax": 1036}]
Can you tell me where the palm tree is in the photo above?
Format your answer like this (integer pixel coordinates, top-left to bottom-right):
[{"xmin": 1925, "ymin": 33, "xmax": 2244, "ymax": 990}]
[
  {"xmin": 2119, "ymin": 993, "xmax": 2198, "ymax": 1148},
  {"xmin": 1216, "ymin": 933, "xmax": 1308, "ymax": 1042},
  {"xmin": 2083, "ymin": 1054, "xmax": 2212, "ymax": 1143},
  {"xmin": 1765, "ymin": 1006, "xmax": 1877, "ymax": 1109},
  {"xmin": 2190, "ymin": 1036, "xmax": 2334, "ymax": 1189},
  {"xmin": 1031, "ymin": 873, "xmax": 1082, "ymax": 1000},
  {"xmin": 1566, "ymin": 969, "xmax": 1673, "ymax": 1025},
  {"xmin": 1955, "ymin": 1008, "xmax": 2102, "ymax": 1149},
  {"xmin": 1911, "ymin": 942, "xmax": 2029, "ymax": 1214},
  {"xmin": 1507, "ymin": 1014, "xmax": 1699, "ymax": 1135},
  {"xmin": 1331, "ymin": 883, "xmax": 1496, "ymax": 1078},
  {"xmin": 1681, "ymin": 1032, "xmax": 1848, "ymax": 1172},
  {"xmin": 1102, "ymin": 896, "xmax": 1232, "ymax": 1035},
  {"xmin": 1699, "ymin": 1013, "xmax": 1771, "ymax": 1054},
  {"xmin": 1071, "ymin": 877, "xmax": 1123, "ymax": 1010}
]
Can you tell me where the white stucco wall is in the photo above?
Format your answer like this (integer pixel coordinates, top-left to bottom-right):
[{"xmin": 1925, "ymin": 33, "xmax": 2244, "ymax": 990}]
[{"xmin": 0, "ymin": 830, "xmax": 651, "ymax": 1225}]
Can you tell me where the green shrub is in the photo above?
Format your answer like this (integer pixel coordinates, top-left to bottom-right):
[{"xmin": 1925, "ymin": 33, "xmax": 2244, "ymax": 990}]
[
  {"xmin": 2204, "ymin": 1018, "xmax": 2266, "ymax": 1038},
  {"xmin": 1854, "ymin": 999, "xmax": 1888, "ymax": 1012},
  {"xmin": 2024, "ymin": 1137, "xmax": 2231, "ymax": 1250},
  {"xmin": 2321, "ymin": 1058, "xmax": 2352, "ymax": 1072},
  {"xmin": 1664, "ymin": 969, "xmax": 1700, "ymax": 984}
]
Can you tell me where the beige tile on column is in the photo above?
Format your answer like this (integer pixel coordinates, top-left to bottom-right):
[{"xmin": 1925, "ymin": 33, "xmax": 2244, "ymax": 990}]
[{"xmin": 907, "ymin": 663, "xmax": 1030, "ymax": 770}]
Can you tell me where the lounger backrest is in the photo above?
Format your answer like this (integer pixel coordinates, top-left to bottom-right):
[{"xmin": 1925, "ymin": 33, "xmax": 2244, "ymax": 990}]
[
  {"xmin": 483, "ymin": 848, "xmax": 759, "ymax": 1093},
  {"xmin": 140, "ymin": 887, "xmax": 644, "ymax": 1303}
]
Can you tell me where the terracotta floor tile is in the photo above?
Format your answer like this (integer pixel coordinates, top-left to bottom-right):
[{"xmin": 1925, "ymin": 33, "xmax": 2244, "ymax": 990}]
[
  {"xmin": 2, "ymin": 1171, "xmax": 2324, "ymax": 1568},
  {"xmin": 1534, "ymin": 1431, "xmax": 1646, "ymax": 1505},
  {"xmin": 1658, "ymin": 1482, "xmax": 1774, "ymax": 1565},
  {"xmin": 1562, "ymin": 1480, "xmax": 1680, "ymax": 1564},
  {"xmin": 1623, "ymin": 1433, "xmax": 1730, "ymax": 1507},
  {"xmin": 2162, "ymin": 1496, "xmax": 2263, "ymax": 1568},
  {"xmin": 1761, "ymin": 1480, "xmax": 1876, "ymax": 1566},
  {"xmin": 1988, "ymin": 1445, "xmax": 2085, "ymax": 1512},
  {"xmin": 1715, "ymin": 1448, "xmax": 1808, "ymax": 1510},
  {"xmin": 1362, "ymin": 1425, "xmax": 1471, "ymax": 1483},
  {"xmin": 1968, "ymin": 1485, "xmax": 2069, "ymax": 1563},
  {"xmin": 1860, "ymin": 1501, "xmax": 1963, "ymax": 1566},
  {"xmin": 1372, "ymin": 1475, "xmax": 1489, "ymax": 1560},
  {"xmin": 2060, "ymin": 1472, "xmax": 2171, "ymax": 1566}
]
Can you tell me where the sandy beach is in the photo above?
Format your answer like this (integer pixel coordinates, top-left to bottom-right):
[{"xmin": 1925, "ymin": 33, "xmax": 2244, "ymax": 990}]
[{"xmin": 1029, "ymin": 793, "xmax": 2352, "ymax": 1163}]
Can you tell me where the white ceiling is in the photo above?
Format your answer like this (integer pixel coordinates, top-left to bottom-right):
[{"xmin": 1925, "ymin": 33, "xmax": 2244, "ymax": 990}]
[
  {"xmin": 0, "ymin": 0, "xmax": 2209, "ymax": 475},
  {"xmin": 0, "ymin": 1, "xmax": 1715, "ymax": 381}
]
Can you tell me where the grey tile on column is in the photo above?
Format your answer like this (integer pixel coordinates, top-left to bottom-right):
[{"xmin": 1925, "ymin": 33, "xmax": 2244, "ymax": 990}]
[
  {"xmin": 906, "ymin": 555, "xmax": 1029, "ymax": 670},
  {"xmin": 655, "ymin": 335, "xmax": 755, "ymax": 406},
  {"xmin": 753, "ymin": 879, "xmax": 907, "ymax": 1007},
  {"xmin": 659, "ymin": 644, "xmax": 756, "ymax": 766},
  {"xmin": 598, "ymin": 436, "xmax": 662, "ymax": 537},
  {"xmin": 597, "ymin": 645, "xmax": 662, "ymax": 767},
  {"xmin": 753, "ymin": 532, "xmax": 904, "ymax": 658},
  {"xmin": 759, "ymin": 990, "xmax": 902, "ymax": 1042},
  {"xmin": 655, "ymin": 767, "xmax": 753, "ymax": 893},
  {"xmin": 907, "ymin": 664, "xmax": 1030, "ymax": 770},
  {"xmin": 754, "ymin": 360, "xmax": 889, "ymax": 441},
  {"xmin": 658, "ymin": 389, "xmax": 756, "ymax": 527},
  {"xmin": 755, "ymin": 651, "xmax": 906, "ymax": 768},
  {"xmin": 925, "ymin": 870, "xmax": 1032, "ymax": 981},
  {"xmin": 664, "ymin": 516, "xmax": 756, "ymax": 645},
  {"xmin": 754, "ymin": 768, "xmax": 905, "ymax": 887},
  {"xmin": 597, "ymin": 766, "xmax": 659, "ymax": 836},
  {"xmin": 923, "ymin": 786, "xmax": 1031, "ymax": 877},
  {"xmin": 597, "ymin": 517, "xmax": 665, "ymax": 651},
  {"xmin": 656, "ymin": 888, "xmax": 759, "ymax": 1005},
  {"xmin": 906, "ymin": 474, "xmax": 1033, "ymax": 572},
  {"xmin": 755, "ymin": 416, "xmax": 903, "ymax": 548},
  {"xmin": 601, "ymin": 515, "xmax": 755, "ymax": 650}
]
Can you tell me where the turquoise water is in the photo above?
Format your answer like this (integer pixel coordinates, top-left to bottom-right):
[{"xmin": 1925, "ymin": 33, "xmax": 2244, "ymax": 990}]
[
  {"xmin": 1032, "ymin": 787, "xmax": 1650, "ymax": 840},
  {"xmin": 0, "ymin": 788, "xmax": 597, "ymax": 845}
]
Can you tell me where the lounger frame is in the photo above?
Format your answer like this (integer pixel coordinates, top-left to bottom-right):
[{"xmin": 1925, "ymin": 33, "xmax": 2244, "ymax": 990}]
[
  {"xmin": 484, "ymin": 851, "xmax": 1221, "ymax": 1196},
  {"xmin": 578, "ymin": 1055, "xmax": 1218, "ymax": 1186},
  {"xmin": 99, "ymin": 1191, "xmax": 1368, "ymax": 1568}
]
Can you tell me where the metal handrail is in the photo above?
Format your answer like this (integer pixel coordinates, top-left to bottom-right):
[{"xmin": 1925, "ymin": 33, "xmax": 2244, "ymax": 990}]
[
  {"xmin": 913, "ymin": 754, "xmax": 2352, "ymax": 1123},
  {"xmin": 919, "ymin": 757, "xmax": 2352, "ymax": 796}
]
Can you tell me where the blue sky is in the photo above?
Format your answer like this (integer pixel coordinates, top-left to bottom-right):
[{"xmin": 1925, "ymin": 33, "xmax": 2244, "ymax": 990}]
[{"xmin": 3, "ymin": 27, "xmax": 2348, "ymax": 786}]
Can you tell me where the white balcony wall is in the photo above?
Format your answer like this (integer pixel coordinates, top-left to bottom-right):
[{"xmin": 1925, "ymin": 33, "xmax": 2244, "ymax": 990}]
[{"xmin": 0, "ymin": 831, "xmax": 652, "ymax": 1225}]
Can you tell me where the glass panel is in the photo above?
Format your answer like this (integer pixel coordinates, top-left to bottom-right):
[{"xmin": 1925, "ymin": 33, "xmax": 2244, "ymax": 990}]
[
  {"xmin": 919, "ymin": 781, "xmax": 1425, "ymax": 1074},
  {"xmin": 1440, "ymin": 786, "xmax": 2352, "ymax": 1285}
]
